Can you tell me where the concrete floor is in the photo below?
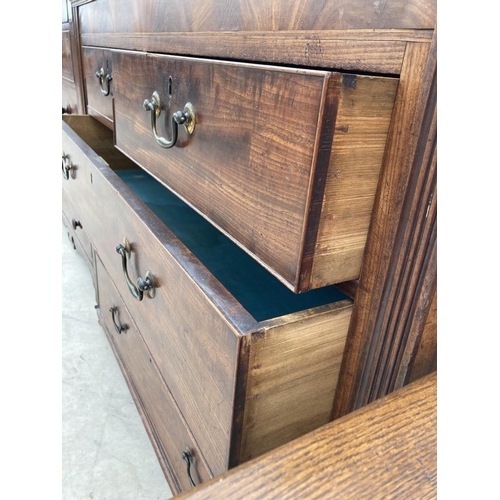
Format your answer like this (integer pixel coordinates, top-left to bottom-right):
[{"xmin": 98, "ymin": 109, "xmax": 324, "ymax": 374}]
[{"xmin": 62, "ymin": 225, "xmax": 173, "ymax": 500}]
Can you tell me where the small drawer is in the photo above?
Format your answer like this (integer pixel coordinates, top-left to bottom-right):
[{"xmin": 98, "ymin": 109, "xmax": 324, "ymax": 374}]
[
  {"xmin": 82, "ymin": 47, "xmax": 114, "ymax": 128},
  {"xmin": 96, "ymin": 255, "xmax": 212, "ymax": 493},
  {"xmin": 62, "ymin": 189, "xmax": 93, "ymax": 269},
  {"xmin": 63, "ymin": 115, "xmax": 353, "ymax": 478},
  {"xmin": 112, "ymin": 50, "xmax": 398, "ymax": 292}
]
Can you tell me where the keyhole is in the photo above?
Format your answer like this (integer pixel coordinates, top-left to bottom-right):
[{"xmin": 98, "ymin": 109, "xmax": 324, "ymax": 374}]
[{"xmin": 168, "ymin": 76, "xmax": 173, "ymax": 98}]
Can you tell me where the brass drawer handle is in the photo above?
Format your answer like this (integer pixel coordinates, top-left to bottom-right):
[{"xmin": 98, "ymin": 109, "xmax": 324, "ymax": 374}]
[
  {"xmin": 182, "ymin": 450, "xmax": 197, "ymax": 488},
  {"xmin": 143, "ymin": 91, "xmax": 195, "ymax": 149},
  {"xmin": 115, "ymin": 237, "xmax": 156, "ymax": 301},
  {"xmin": 95, "ymin": 68, "xmax": 112, "ymax": 96},
  {"xmin": 109, "ymin": 307, "xmax": 127, "ymax": 334},
  {"xmin": 62, "ymin": 152, "xmax": 74, "ymax": 180}
]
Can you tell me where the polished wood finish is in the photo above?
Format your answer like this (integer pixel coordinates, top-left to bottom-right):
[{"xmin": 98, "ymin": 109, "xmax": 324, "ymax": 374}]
[
  {"xmin": 79, "ymin": 0, "xmax": 436, "ymax": 33},
  {"xmin": 112, "ymin": 50, "xmax": 396, "ymax": 291},
  {"xmin": 312, "ymin": 74, "xmax": 398, "ymax": 287},
  {"xmin": 62, "ymin": 115, "xmax": 355, "ymax": 479},
  {"xmin": 81, "ymin": 47, "xmax": 114, "ymax": 128},
  {"xmin": 177, "ymin": 372, "xmax": 437, "ymax": 500},
  {"xmin": 112, "ymin": 50, "xmax": 339, "ymax": 291},
  {"xmin": 81, "ymin": 31, "xmax": 426, "ymax": 75},
  {"xmin": 240, "ymin": 302, "xmax": 351, "ymax": 462},
  {"xmin": 333, "ymin": 32, "xmax": 437, "ymax": 417},
  {"xmin": 63, "ymin": 116, "xmax": 247, "ymax": 475},
  {"xmin": 62, "ymin": 31, "xmax": 73, "ymax": 81},
  {"xmin": 96, "ymin": 256, "xmax": 213, "ymax": 492},
  {"xmin": 62, "ymin": 29, "xmax": 79, "ymax": 113},
  {"xmin": 62, "ymin": 0, "xmax": 438, "ymax": 492}
]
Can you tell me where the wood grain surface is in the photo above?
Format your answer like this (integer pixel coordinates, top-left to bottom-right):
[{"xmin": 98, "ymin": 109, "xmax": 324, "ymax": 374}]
[
  {"xmin": 332, "ymin": 33, "xmax": 437, "ymax": 417},
  {"xmin": 240, "ymin": 302, "xmax": 352, "ymax": 463},
  {"xmin": 96, "ymin": 256, "xmax": 213, "ymax": 492},
  {"xmin": 409, "ymin": 283, "xmax": 437, "ymax": 384},
  {"xmin": 78, "ymin": 0, "xmax": 436, "ymax": 33},
  {"xmin": 176, "ymin": 371, "xmax": 437, "ymax": 500},
  {"xmin": 62, "ymin": 115, "xmax": 364, "ymax": 483},
  {"xmin": 311, "ymin": 74, "xmax": 398, "ymax": 288},
  {"xmin": 61, "ymin": 189, "xmax": 93, "ymax": 267},
  {"xmin": 63, "ymin": 116, "xmax": 258, "ymax": 475},
  {"xmin": 62, "ymin": 30, "xmax": 74, "ymax": 81},
  {"xmin": 81, "ymin": 47, "xmax": 114, "ymax": 127},
  {"xmin": 81, "ymin": 31, "xmax": 416, "ymax": 74},
  {"xmin": 112, "ymin": 51, "xmax": 397, "ymax": 291},
  {"xmin": 112, "ymin": 50, "xmax": 339, "ymax": 290}
]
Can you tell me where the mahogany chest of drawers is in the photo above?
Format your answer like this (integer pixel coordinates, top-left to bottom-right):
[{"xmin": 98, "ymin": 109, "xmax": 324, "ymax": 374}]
[{"xmin": 62, "ymin": 0, "xmax": 437, "ymax": 495}]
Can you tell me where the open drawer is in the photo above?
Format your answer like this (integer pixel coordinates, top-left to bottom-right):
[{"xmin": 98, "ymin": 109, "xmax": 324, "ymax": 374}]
[
  {"xmin": 111, "ymin": 50, "xmax": 398, "ymax": 292},
  {"xmin": 62, "ymin": 115, "xmax": 353, "ymax": 483}
]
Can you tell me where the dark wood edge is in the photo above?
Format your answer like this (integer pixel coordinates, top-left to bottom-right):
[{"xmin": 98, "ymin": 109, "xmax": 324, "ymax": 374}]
[
  {"xmin": 332, "ymin": 31, "xmax": 437, "ymax": 418},
  {"xmin": 401, "ymin": 215, "xmax": 437, "ymax": 387},
  {"xmin": 296, "ymin": 73, "xmax": 342, "ymax": 292},
  {"xmin": 228, "ymin": 334, "xmax": 253, "ymax": 468},
  {"xmin": 110, "ymin": 124, "xmax": 300, "ymax": 294},
  {"xmin": 363, "ymin": 43, "xmax": 437, "ymax": 402},
  {"xmin": 96, "ymin": 254, "xmax": 216, "ymax": 477}
]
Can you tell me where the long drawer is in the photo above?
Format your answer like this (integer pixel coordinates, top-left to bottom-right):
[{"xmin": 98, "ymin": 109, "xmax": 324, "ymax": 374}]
[
  {"xmin": 96, "ymin": 255, "xmax": 212, "ymax": 493},
  {"xmin": 111, "ymin": 50, "xmax": 398, "ymax": 292},
  {"xmin": 62, "ymin": 115, "xmax": 353, "ymax": 483}
]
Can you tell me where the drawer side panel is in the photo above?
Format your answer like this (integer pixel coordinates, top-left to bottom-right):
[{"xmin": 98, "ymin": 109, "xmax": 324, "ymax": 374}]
[
  {"xmin": 311, "ymin": 74, "xmax": 399, "ymax": 287},
  {"xmin": 240, "ymin": 301, "xmax": 352, "ymax": 462}
]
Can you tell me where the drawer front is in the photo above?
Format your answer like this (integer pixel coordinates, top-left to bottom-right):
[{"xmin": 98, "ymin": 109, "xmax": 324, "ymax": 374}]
[
  {"xmin": 96, "ymin": 256, "xmax": 212, "ymax": 491},
  {"xmin": 62, "ymin": 189, "xmax": 93, "ymax": 267},
  {"xmin": 113, "ymin": 50, "xmax": 340, "ymax": 290},
  {"xmin": 90, "ymin": 169, "xmax": 247, "ymax": 476},
  {"xmin": 82, "ymin": 47, "xmax": 114, "ymax": 127}
]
